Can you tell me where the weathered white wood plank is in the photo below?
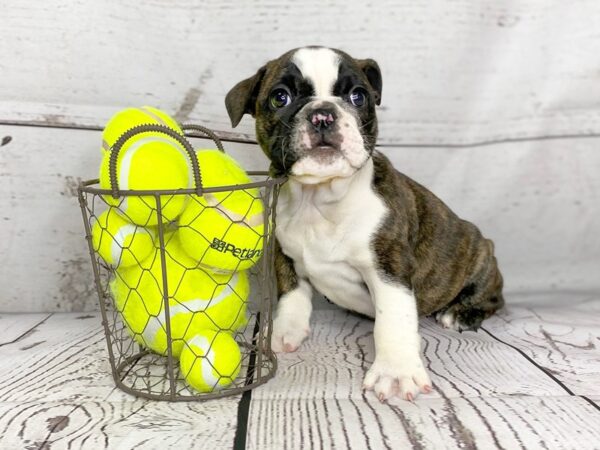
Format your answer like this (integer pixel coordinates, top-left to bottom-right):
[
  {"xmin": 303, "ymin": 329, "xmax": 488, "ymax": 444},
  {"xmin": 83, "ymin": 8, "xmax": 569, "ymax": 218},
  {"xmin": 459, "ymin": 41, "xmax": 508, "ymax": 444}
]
[
  {"xmin": 482, "ymin": 295, "xmax": 600, "ymax": 396},
  {"xmin": 0, "ymin": 312, "xmax": 233, "ymax": 404},
  {"xmin": 0, "ymin": 313, "xmax": 242, "ymax": 449},
  {"xmin": 0, "ymin": 312, "xmax": 128, "ymax": 403},
  {"xmin": 248, "ymin": 396, "xmax": 600, "ymax": 450},
  {"xmin": 0, "ymin": 313, "xmax": 51, "ymax": 344},
  {"xmin": 252, "ymin": 310, "xmax": 562, "ymax": 401},
  {"xmin": 247, "ymin": 308, "xmax": 600, "ymax": 449},
  {"xmin": 0, "ymin": 399, "xmax": 242, "ymax": 450},
  {"xmin": 2, "ymin": 123, "xmax": 600, "ymax": 311},
  {"xmin": 2, "ymin": 0, "xmax": 600, "ymax": 144},
  {"xmin": 1, "ymin": 309, "xmax": 599, "ymax": 448}
]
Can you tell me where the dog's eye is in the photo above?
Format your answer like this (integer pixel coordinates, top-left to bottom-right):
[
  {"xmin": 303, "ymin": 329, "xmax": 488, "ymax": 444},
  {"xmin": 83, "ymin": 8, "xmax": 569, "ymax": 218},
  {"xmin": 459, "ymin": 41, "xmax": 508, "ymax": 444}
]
[
  {"xmin": 269, "ymin": 87, "xmax": 292, "ymax": 109},
  {"xmin": 349, "ymin": 87, "xmax": 367, "ymax": 107}
]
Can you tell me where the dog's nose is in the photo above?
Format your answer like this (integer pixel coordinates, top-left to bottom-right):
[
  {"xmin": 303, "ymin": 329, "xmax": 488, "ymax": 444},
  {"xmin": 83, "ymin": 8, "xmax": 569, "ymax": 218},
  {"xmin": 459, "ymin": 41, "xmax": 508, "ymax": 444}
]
[{"xmin": 310, "ymin": 109, "xmax": 336, "ymax": 132}]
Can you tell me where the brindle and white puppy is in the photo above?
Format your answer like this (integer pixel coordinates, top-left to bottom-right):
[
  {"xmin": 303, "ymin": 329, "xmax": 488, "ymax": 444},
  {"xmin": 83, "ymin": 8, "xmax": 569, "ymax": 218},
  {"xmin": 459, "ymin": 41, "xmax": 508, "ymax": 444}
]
[{"xmin": 225, "ymin": 46, "xmax": 504, "ymax": 402}]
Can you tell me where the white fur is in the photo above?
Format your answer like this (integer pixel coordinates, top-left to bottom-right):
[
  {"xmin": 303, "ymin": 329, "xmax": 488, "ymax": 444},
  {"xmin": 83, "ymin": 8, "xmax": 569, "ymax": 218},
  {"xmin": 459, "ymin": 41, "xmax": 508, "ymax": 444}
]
[
  {"xmin": 360, "ymin": 271, "xmax": 431, "ymax": 400},
  {"xmin": 276, "ymin": 159, "xmax": 382, "ymax": 316},
  {"xmin": 271, "ymin": 279, "xmax": 313, "ymax": 353},
  {"xmin": 292, "ymin": 47, "xmax": 340, "ymax": 97},
  {"xmin": 436, "ymin": 309, "xmax": 463, "ymax": 331}
]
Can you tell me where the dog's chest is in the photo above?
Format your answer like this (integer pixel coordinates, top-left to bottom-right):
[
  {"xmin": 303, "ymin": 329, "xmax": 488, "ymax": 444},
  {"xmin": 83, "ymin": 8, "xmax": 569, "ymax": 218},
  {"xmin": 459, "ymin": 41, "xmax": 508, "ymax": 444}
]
[{"xmin": 275, "ymin": 166, "xmax": 386, "ymax": 315}]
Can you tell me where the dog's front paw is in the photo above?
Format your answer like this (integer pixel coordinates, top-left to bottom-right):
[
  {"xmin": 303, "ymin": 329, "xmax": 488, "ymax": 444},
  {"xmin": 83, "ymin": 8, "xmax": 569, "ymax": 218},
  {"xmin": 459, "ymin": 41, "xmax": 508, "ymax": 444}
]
[
  {"xmin": 271, "ymin": 314, "xmax": 310, "ymax": 353},
  {"xmin": 363, "ymin": 355, "xmax": 432, "ymax": 402}
]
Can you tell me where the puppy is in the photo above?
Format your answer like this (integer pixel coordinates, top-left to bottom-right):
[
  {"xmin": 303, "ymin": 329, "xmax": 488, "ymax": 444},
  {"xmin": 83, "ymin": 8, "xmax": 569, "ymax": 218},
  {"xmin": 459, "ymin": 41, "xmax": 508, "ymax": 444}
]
[{"xmin": 225, "ymin": 46, "xmax": 504, "ymax": 401}]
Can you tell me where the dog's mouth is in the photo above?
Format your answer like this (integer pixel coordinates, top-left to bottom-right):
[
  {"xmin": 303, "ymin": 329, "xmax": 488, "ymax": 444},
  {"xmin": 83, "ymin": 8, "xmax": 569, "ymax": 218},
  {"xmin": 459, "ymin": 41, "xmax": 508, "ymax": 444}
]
[
  {"xmin": 285, "ymin": 110, "xmax": 365, "ymax": 183},
  {"xmin": 315, "ymin": 144, "xmax": 335, "ymax": 150},
  {"xmin": 289, "ymin": 128, "xmax": 348, "ymax": 174},
  {"xmin": 305, "ymin": 143, "xmax": 343, "ymax": 163},
  {"xmin": 308, "ymin": 134, "xmax": 342, "ymax": 153},
  {"xmin": 313, "ymin": 137, "xmax": 337, "ymax": 150}
]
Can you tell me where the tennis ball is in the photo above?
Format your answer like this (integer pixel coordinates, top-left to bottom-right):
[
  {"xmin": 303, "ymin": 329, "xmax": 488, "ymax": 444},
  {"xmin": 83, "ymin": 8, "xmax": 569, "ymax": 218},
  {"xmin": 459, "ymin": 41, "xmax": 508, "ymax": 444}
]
[
  {"xmin": 177, "ymin": 150, "xmax": 264, "ymax": 272},
  {"xmin": 110, "ymin": 238, "xmax": 249, "ymax": 357},
  {"xmin": 179, "ymin": 329, "xmax": 242, "ymax": 392},
  {"xmin": 91, "ymin": 208, "xmax": 155, "ymax": 268},
  {"xmin": 99, "ymin": 131, "xmax": 191, "ymax": 226},
  {"xmin": 102, "ymin": 106, "xmax": 183, "ymax": 154}
]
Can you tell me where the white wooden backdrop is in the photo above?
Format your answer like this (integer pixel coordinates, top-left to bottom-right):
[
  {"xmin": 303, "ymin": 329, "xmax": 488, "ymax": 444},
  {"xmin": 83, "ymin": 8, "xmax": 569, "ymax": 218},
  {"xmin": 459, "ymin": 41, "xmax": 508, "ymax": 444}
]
[
  {"xmin": 1, "ymin": 0, "xmax": 600, "ymax": 311},
  {"xmin": 1, "ymin": 2, "xmax": 599, "ymax": 449}
]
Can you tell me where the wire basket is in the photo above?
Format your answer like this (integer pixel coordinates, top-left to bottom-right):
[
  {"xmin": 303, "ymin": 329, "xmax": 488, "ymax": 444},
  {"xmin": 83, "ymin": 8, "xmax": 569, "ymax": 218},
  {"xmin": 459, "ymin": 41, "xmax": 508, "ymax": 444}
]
[{"xmin": 78, "ymin": 123, "xmax": 284, "ymax": 401}]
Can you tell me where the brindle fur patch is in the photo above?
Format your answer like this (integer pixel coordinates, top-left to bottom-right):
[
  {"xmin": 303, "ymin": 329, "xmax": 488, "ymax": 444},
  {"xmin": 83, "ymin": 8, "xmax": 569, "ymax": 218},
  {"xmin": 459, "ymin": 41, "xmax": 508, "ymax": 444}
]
[
  {"xmin": 274, "ymin": 239, "xmax": 299, "ymax": 296},
  {"xmin": 371, "ymin": 151, "xmax": 504, "ymax": 325}
]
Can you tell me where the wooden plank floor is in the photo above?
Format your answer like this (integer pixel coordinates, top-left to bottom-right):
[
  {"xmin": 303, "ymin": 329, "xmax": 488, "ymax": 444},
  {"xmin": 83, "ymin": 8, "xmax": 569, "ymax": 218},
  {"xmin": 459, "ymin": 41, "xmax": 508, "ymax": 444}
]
[{"xmin": 1, "ymin": 294, "xmax": 599, "ymax": 449}]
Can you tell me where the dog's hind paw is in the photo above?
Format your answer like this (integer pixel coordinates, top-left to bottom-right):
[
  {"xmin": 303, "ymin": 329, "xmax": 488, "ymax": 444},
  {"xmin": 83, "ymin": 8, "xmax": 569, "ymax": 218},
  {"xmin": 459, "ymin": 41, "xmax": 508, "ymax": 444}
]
[{"xmin": 435, "ymin": 308, "xmax": 484, "ymax": 332}]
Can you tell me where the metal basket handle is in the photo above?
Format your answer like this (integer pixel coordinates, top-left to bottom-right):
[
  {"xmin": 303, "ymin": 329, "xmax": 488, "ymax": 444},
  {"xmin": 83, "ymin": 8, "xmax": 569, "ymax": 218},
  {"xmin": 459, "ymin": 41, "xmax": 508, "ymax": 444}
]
[
  {"xmin": 181, "ymin": 123, "xmax": 226, "ymax": 153},
  {"xmin": 108, "ymin": 124, "xmax": 203, "ymax": 198}
]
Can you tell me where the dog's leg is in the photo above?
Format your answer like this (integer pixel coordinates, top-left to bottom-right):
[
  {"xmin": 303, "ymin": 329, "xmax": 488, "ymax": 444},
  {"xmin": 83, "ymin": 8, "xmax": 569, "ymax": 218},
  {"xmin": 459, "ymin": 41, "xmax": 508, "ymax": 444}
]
[
  {"xmin": 271, "ymin": 241, "xmax": 313, "ymax": 353},
  {"xmin": 436, "ymin": 250, "xmax": 504, "ymax": 332},
  {"xmin": 435, "ymin": 286, "xmax": 504, "ymax": 332},
  {"xmin": 362, "ymin": 273, "xmax": 432, "ymax": 401}
]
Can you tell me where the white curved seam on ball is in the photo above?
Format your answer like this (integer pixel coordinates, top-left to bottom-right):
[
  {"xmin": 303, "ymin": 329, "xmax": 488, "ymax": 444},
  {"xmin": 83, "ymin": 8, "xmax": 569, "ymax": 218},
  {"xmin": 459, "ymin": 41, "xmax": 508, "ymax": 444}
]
[
  {"xmin": 204, "ymin": 193, "xmax": 264, "ymax": 228},
  {"xmin": 141, "ymin": 107, "xmax": 168, "ymax": 127},
  {"xmin": 141, "ymin": 272, "xmax": 242, "ymax": 345},
  {"xmin": 119, "ymin": 136, "xmax": 185, "ymax": 214},
  {"xmin": 120, "ymin": 136, "xmax": 184, "ymax": 190},
  {"xmin": 187, "ymin": 334, "xmax": 220, "ymax": 388},
  {"xmin": 140, "ymin": 109, "xmax": 192, "ymax": 189},
  {"xmin": 110, "ymin": 225, "xmax": 150, "ymax": 265},
  {"xmin": 102, "ymin": 108, "xmax": 166, "ymax": 153}
]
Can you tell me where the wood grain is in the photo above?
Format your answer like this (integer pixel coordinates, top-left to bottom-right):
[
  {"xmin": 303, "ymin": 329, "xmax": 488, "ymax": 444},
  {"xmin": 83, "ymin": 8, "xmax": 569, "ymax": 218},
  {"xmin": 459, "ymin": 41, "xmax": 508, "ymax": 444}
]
[
  {"xmin": 0, "ymin": 313, "xmax": 241, "ymax": 449},
  {"xmin": 248, "ymin": 396, "xmax": 600, "ymax": 450},
  {"xmin": 1, "ymin": 303, "xmax": 599, "ymax": 448},
  {"xmin": 1, "ymin": 1, "xmax": 600, "ymax": 145},
  {"xmin": 483, "ymin": 295, "xmax": 600, "ymax": 396},
  {"xmin": 0, "ymin": 313, "xmax": 51, "ymax": 345},
  {"xmin": 247, "ymin": 307, "xmax": 600, "ymax": 449},
  {"xmin": 0, "ymin": 400, "xmax": 244, "ymax": 449}
]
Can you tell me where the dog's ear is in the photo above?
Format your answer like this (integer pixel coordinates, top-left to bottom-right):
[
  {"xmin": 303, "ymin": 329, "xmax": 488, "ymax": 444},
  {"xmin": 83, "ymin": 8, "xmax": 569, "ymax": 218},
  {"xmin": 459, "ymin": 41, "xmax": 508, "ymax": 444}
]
[
  {"xmin": 225, "ymin": 65, "xmax": 267, "ymax": 128},
  {"xmin": 356, "ymin": 59, "xmax": 382, "ymax": 106}
]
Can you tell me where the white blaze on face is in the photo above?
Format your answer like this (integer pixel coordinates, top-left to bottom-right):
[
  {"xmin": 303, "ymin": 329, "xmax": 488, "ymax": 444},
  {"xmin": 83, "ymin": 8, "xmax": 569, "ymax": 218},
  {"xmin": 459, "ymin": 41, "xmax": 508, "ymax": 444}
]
[
  {"xmin": 292, "ymin": 47, "xmax": 340, "ymax": 97},
  {"xmin": 289, "ymin": 48, "xmax": 370, "ymax": 184}
]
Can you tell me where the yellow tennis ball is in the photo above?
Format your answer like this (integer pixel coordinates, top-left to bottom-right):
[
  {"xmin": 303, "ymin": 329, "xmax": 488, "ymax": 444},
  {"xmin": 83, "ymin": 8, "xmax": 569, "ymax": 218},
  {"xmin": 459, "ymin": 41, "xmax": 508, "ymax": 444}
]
[
  {"xmin": 91, "ymin": 208, "xmax": 155, "ymax": 268},
  {"xmin": 179, "ymin": 329, "xmax": 242, "ymax": 393},
  {"xmin": 178, "ymin": 149, "xmax": 264, "ymax": 272},
  {"xmin": 99, "ymin": 132, "xmax": 191, "ymax": 226},
  {"xmin": 110, "ymin": 238, "xmax": 249, "ymax": 357},
  {"xmin": 102, "ymin": 106, "xmax": 183, "ymax": 154}
]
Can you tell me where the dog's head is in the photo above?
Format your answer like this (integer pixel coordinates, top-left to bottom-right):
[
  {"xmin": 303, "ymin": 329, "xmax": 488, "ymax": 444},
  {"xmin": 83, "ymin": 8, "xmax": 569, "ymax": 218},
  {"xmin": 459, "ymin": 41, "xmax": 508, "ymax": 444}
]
[{"xmin": 225, "ymin": 46, "xmax": 382, "ymax": 184}]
